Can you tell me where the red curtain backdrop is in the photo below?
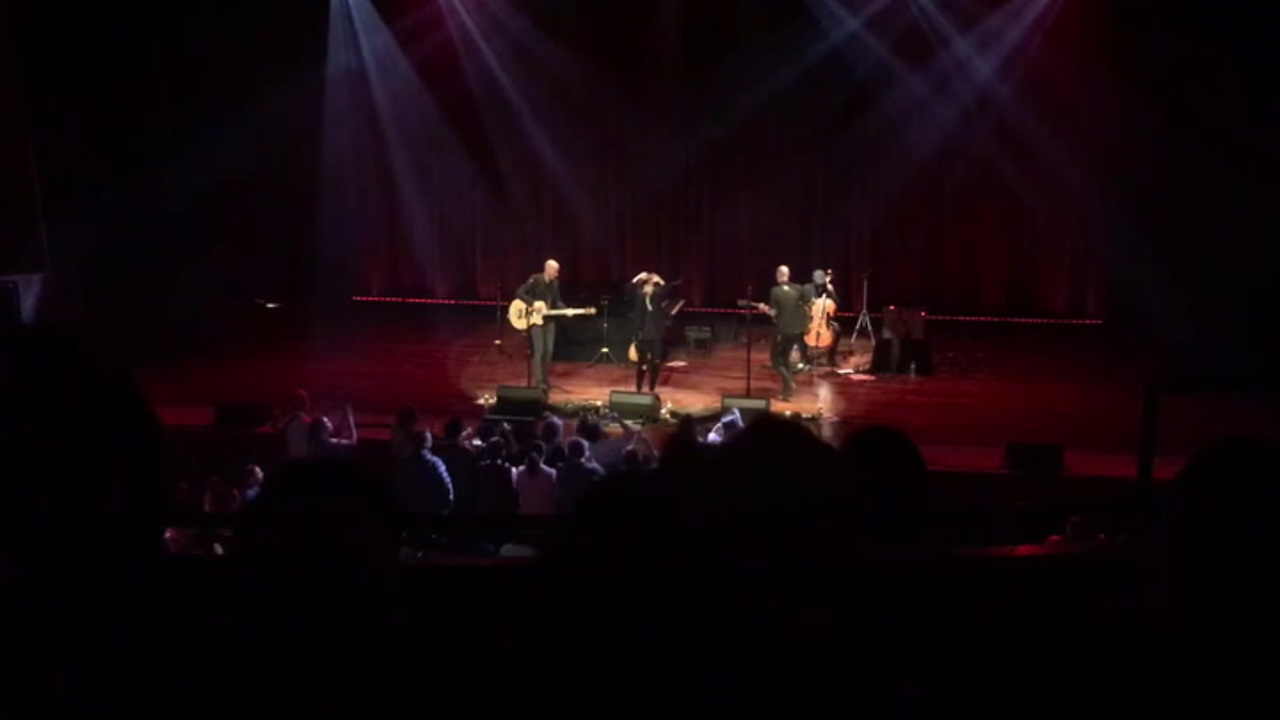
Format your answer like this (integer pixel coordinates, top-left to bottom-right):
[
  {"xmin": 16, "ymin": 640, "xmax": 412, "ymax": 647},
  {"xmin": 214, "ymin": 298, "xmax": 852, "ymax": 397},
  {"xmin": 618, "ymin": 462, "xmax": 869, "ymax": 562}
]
[{"xmin": 335, "ymin": 0, "xmax": 1106, "ymax": 318}]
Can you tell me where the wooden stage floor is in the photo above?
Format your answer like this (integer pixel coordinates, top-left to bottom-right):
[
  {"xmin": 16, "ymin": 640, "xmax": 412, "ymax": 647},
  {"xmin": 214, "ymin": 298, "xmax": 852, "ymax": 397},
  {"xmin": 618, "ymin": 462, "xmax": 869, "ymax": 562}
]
[{"xmin": 141, "ymin": 304, "xmax": 1275, "ymax": 480}]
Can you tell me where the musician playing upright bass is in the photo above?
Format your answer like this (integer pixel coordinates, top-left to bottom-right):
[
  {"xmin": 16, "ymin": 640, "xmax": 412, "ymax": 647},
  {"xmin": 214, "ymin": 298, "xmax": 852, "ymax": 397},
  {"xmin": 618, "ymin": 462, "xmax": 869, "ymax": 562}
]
[
  {"xmin": 515, "ymin": 259, "xmax": 564, "ymax": 393},
  {"xmin": 802, "ymin": 269, "xmax": 841, "ymax": 369}
]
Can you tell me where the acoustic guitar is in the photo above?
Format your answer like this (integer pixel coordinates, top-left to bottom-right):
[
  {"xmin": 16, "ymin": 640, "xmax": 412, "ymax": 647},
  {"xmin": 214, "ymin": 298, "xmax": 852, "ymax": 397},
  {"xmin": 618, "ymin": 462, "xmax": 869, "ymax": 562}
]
[{"xmin": 507, "ymin": 299, "xmax": 597, "ymax": 331}]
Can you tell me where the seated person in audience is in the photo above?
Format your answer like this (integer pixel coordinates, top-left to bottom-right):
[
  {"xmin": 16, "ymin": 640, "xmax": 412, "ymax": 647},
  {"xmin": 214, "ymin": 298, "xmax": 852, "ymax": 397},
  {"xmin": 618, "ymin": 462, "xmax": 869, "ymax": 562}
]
[
  {"xmin": 623, "ymin": 432, "xmax": 658, "ymax": 471},
  {"xmin": 203, "ymin": 475, "xmax": 242, "ymax": 514},
  {"xmin": 538, "ymin": 414, "xmax": 568, "ymax": 469},
  {"xmin": 434, "ymin": 417, "xmax": 478, "ymax": 515},
  {"xmin": 271, "ymin": 389, "xmax": 312, "ymax": 460},
  {"xmin": 557, "ymin": 438, "xmax": 604, "ymax": 514},
  {"xmin": 576, "ymin": 412, "xmax": 637, "ymax": 472},
  {"xmin": 241, "ymin": 465, "xmax": 264, "ymax": 504},
  {"xmin": 475, "ymin": 438, "xmax": 518, "ymax": 515},
  {"xmin": 390, "ymin": 406, "xmax": 420, "ymax": 460},
  {"xmin": 392, "ymin": 430, "xmax": 453, "ymax": 516},
  {"xmin": 308, "ymin": 404, "xmax": 358, "ymax": 456},
  {"xmin": 515, "ymin": 441, "xmax": 558, "ymax": 515}
]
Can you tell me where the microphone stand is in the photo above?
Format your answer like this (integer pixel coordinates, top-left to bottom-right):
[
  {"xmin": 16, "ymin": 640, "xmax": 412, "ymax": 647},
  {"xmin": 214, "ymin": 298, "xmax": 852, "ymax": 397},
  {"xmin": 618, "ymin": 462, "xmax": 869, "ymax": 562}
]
[
  {"xmin": 480, "ymin": 282, "xmax": 511, "ymax": 360},
  {"xmin": 744, "ymin": 284, "xmax": 753, "ymax": 396}
]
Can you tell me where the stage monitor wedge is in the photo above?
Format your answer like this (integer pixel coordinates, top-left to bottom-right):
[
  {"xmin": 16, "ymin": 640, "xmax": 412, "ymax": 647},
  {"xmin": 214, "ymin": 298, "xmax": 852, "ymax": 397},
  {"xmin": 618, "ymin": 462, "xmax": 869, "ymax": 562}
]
[
  {"xmin": 609, "ymin": 390, "xmax": 661, "ymax": 422},
  {"xmin": 720, "ymin": 395, "xmax": 771, "ymax": 423},
  {"xmin": 489, "ymin": 385, "xmax": 547, "ymax": 420}
]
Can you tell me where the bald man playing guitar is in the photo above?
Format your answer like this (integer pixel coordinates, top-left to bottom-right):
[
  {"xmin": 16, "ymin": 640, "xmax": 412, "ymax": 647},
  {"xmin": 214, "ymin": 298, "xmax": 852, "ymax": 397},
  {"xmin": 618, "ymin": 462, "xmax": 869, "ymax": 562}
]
[
  {"xmin": 745, "ymin": 265, "xmax": 809, "ymax": 401},
  {"xmin": 511, "ymin": 259, "xmax": 596, "ymax": 393}
]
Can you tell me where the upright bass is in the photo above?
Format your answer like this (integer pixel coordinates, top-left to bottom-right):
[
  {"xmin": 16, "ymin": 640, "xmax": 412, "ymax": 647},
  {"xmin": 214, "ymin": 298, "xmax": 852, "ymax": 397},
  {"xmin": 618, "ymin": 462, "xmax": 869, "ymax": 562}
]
[{"xmin": 803, "ymin": 269, "xmax": 837, "ymax": 350}]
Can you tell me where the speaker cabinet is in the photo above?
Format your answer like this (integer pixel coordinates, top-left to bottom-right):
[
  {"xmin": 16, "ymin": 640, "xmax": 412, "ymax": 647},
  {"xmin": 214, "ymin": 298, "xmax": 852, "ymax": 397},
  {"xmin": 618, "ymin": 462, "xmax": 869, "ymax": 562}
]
[
  {"xmin": 609, "ymin": 390, "xmax": 661, "ymax": 422},
  {"xmin": 212, "ymin": 403, "xmax": 273, "ymax": 431},
  {"xmin": 881, "ymin": 306, "xmax": 925, "ymax": 340},
  {"xmin": 490, "ymin": 385, "xmax": 547, "ymax": 420},
  {"xmin": 1004, "ymin": 442, "xmax": 1064, "ymax": 475},
  {"xmin": 720, "ymin": 395, "xmax": 771, "ymax": 423}
]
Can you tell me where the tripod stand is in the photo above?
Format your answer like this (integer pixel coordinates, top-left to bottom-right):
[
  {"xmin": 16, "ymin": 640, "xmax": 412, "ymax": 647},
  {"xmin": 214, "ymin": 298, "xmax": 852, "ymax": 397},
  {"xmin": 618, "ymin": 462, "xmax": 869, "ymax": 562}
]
[
  {"xmin": 588, "ymin": 297, "xmax": 620, "ymax": 367},
  {"xmin": 478, "ymin": 283, "xmax": 511, "ymax": 360},
  {"xmin": 849, "ymin": 271, "xmax": 876, "ymax": 348}
]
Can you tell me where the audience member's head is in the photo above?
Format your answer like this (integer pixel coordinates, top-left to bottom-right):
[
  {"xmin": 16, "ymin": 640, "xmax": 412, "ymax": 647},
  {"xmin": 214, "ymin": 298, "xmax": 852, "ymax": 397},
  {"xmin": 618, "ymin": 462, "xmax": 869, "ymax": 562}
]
[
  {"xmin": 621, "ymin": 447, "xmax": 645, "ymax": 471},
  {"xmin": 240, "ymin": 458, "xmax": 399, "ymax": 612},
  {"xmin": 203, "ymin": 476, "xmax": 241, "ymax": 514},
  {"xmin": 443, "ymin": 417, "xmax": 465, "ymax": 442},
  {"xmin": 511, "ymin": 420, "xmax": 536, "ymax": 448},
  {"xmin": 288, "ymin": 389, "xmax": 310, "ymax": 413},
  {"xmin": 839, "ymin": 425, "xmax": 928, "ymax": 485},
  {"xmin": 709, "ymin": 415, "xmax": 847, "ymax": 565},
  {"xmin": 661, "ymin": 415, "xmax": 707, "ymax": 471},
  {"xmin": 1168, "ymin": 435, "xmax": 1280, "ymax": 553},
  {"xmin": 0, "ymin": 325, "xmax": 166, "ymax": 575},
  {"xmin": 411, "ymin": 429, "xmax": 433, "ymax": 453},
  {"xmin": 1163, "ymin": 435, "xmax": 1280, "ymax": 647},
  {"xmin": 540, "ymin": 414, "xmax": 564, "ymax": 444},
  {"xmin": 242, "ymin": 464, "xmax": 264, "ymax": 488},
  {"xmin": 839, "ymin": 425, "xmax": 930, "ymax": 552},
  {"xmin": 482, "ymin": 437, "xmax": 506, "ymax": 462},
  {"xmin": 577, "ymin": 416, "xmax": 604, "ymax": 444},
  {"xmin": 0, "ymin": 324, "xmax": 167, "ymax": 705},
  {"xmin": 308, "ymin": 415, "xmax": 334, "ymax": 449},
  {"xmin": 526, "ymin": 440, "xmax": 546, "ymax": 469},
  {"xmin": 393, "ymin": 406, "xmax": 419, "ymax": 430},
  {"xmin": 567, "ymin": 437, "xmax": 589, "ymax": 462}
]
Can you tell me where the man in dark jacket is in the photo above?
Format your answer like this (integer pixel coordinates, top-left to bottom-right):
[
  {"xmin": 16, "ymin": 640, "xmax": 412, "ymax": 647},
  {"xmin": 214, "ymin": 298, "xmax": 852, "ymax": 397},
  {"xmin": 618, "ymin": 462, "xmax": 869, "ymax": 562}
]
[{"xmin": 767, "ymin": 265, "xmax": 809, "ymax": 401}]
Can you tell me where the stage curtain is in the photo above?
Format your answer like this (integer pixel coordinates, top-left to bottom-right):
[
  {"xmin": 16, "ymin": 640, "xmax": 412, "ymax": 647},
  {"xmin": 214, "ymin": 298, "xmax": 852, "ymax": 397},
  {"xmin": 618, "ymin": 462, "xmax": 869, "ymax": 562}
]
[{"xmin": 347, "ymin": 0, "xmax": 1106, "ymax": 318}]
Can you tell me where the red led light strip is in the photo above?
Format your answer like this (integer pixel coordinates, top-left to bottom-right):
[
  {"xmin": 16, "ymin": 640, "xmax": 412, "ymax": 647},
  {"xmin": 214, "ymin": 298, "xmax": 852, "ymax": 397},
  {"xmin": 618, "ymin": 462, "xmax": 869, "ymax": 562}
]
[{"xmin": 349, "ymin": 296, "xmax": 1102, "ymax": 325}]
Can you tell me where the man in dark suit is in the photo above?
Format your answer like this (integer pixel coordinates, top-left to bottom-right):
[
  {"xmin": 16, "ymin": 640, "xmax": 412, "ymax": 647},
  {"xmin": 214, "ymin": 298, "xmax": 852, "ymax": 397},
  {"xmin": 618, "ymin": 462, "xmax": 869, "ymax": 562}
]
[
  {"xmin": 802, "ymin": 269, "xmax": 841, "ymax": 369},
  {"xmin": 767, "ymin": 265, "xmax": 810, "ymax": 401},
  {"xmin": 630, "ymin": 270, "xmax": 673, "ymax": 393},
  {"xmin": 515, "ymin": 259, "xmax": 564, "ymax": 393}
]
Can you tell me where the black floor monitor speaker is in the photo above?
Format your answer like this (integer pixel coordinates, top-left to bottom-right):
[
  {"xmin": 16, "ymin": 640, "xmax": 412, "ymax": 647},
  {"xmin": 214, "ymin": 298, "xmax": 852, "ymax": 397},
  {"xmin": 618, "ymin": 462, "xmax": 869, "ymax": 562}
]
[
  {"xmin": 721, "ymin": 395, "xmax": 771, "ymax": 423},
  {"xmin": 490, "ymin": 385, "xmax": 547, "ymax": 420},
  {"xmin": 881, "ymin": 307, "xmax": 926, "ymax": 340},
  {"xmin": 1004, "ymin": 442, "xmax": 1064, "ymax": 475},
  {"xmin": 609, "ymin": 390, "xmax": 661, "ymax": 422},
  {"xmin": 212, "ymin": 403, "xmax": 274, "ymax": 431}
]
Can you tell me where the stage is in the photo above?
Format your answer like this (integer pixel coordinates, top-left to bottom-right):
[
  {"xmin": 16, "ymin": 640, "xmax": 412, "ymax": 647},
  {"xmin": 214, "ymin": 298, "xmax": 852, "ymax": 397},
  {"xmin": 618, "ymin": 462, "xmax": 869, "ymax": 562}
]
[{"xmin": 140, "ymin": 302, "xmax": 1274, "ymax": 481}]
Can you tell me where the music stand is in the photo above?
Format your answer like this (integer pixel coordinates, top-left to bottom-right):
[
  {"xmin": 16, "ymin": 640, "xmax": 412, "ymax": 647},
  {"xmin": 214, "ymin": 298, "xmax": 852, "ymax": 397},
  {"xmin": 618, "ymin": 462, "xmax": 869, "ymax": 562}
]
[{"xmin": 587, "ymin": 296, "xmax": 620, "ymax": 367}]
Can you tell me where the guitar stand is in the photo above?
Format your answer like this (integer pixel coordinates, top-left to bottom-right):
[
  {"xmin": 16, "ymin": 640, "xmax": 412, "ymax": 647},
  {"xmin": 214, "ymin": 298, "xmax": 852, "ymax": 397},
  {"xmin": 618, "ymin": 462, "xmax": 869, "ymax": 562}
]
[{"xmin": 587, "ymin": 297, "xmax": 621, "ymax": 367}]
